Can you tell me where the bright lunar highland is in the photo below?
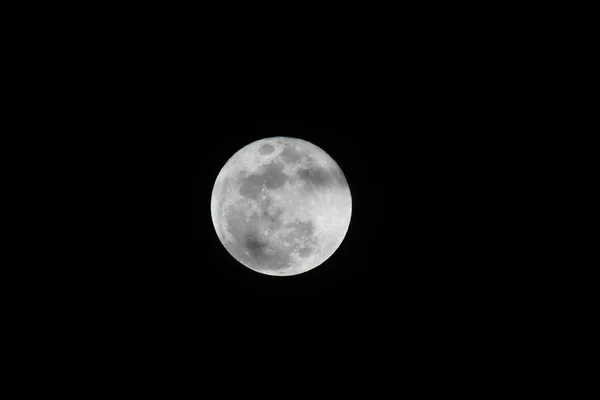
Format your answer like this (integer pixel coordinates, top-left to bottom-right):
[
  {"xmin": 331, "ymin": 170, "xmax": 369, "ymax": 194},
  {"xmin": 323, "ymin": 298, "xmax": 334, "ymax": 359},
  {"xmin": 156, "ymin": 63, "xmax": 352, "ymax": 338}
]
[{"xmin": 211, "ymin": 137, "xmax": 352, "ymax": 276}]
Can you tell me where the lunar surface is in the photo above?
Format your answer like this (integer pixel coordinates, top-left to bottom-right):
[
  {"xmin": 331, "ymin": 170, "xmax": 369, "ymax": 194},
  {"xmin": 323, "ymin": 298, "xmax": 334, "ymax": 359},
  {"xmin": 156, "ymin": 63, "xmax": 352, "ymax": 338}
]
[{"xmin": 211, "ymin": 137, "xmax": 352, "ymax": 276}]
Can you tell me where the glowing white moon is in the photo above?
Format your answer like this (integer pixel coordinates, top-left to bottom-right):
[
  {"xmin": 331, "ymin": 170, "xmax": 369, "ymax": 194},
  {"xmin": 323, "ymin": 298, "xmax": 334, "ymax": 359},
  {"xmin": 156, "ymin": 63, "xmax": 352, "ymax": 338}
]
[{"xmin": 211, "ymin": 136, "xmax": 352, "ymax": 276}]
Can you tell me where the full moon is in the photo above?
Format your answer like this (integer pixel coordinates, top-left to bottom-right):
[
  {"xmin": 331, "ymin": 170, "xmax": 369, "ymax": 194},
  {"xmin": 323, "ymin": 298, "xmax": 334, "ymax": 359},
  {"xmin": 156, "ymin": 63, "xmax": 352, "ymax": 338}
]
[{"xmin": 211, "ymin": 136, "xmax": 352, "ymax": 276}]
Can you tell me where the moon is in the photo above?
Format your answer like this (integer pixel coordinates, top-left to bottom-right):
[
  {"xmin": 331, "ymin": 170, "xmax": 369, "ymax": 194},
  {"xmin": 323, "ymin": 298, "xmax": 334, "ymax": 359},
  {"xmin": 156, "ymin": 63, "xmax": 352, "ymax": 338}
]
[{"xmin": 211, "ymin": 136, "xmax": 352, "ymax": 276}]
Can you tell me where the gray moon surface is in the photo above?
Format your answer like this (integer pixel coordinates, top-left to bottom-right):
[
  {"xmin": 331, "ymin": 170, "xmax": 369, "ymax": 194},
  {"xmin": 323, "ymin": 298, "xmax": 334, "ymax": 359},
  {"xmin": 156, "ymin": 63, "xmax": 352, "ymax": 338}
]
[{"xmin": 211, "ymin": 137, "xmax": 352, "ymax": 276}]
